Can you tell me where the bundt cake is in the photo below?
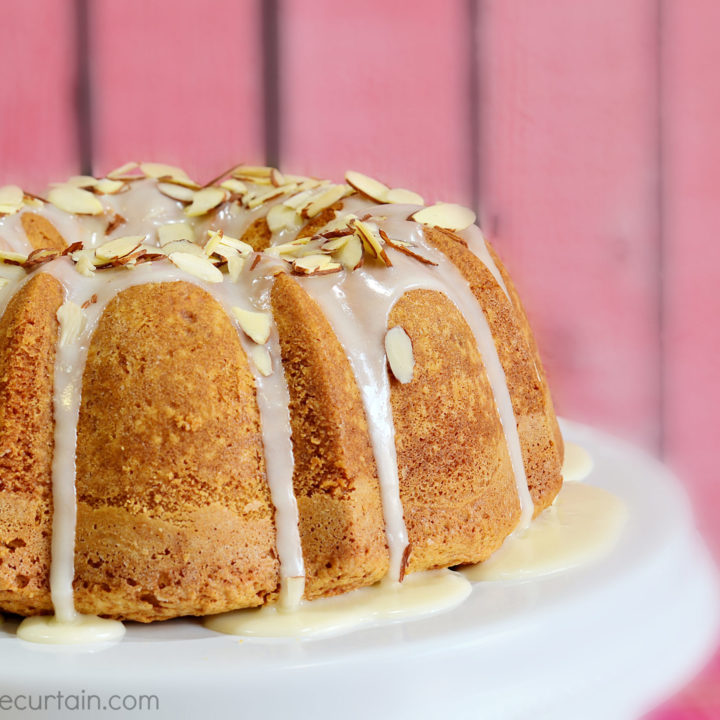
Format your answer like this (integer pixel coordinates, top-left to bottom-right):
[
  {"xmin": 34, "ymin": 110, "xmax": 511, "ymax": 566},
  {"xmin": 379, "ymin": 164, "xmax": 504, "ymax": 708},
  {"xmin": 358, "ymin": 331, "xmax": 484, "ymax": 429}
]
[{"xmin": 0, "ymin": 164, "xmax": 563, "ymax": 625}]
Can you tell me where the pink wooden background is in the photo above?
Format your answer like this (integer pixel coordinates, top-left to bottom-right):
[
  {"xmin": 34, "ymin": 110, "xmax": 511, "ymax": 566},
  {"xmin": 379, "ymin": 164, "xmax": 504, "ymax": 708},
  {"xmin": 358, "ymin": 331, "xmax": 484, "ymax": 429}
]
[{"xmin": 1, "ymin": 1, "xmax": 718, "ymax": 716}]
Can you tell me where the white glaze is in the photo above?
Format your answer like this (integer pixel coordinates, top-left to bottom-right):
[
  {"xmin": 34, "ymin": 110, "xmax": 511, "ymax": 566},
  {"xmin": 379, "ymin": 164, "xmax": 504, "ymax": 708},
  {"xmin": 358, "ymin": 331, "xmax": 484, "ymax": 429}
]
[
  {"xmin": 17, "ymin": 614, "xmax": 125, "ymax": 645},
  {"xmin": 204, "ymin": 569, "xmax": 471, "ymax": 639},
  {"xmin": 460, "ymin": 482, "xmax": 627, "ymax": 582},
  {"xmin": 562, "ymin": 442, "xmax": 594, "ymax": 482}
]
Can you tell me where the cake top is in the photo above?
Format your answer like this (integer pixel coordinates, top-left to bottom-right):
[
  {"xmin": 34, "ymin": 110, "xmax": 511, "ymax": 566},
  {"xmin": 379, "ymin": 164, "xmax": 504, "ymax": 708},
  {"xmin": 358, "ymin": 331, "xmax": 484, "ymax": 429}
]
[{"xmin": 0, "ymin": 162, "xmax": 476, "ymax": 285}]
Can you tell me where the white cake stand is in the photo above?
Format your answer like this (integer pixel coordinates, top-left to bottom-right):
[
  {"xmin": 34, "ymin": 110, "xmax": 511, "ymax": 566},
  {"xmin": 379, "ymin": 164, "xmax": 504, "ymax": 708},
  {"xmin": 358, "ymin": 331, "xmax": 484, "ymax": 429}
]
[{"xmin": 0, "ymin": 420, "xmax": 717, "ymax": 720}]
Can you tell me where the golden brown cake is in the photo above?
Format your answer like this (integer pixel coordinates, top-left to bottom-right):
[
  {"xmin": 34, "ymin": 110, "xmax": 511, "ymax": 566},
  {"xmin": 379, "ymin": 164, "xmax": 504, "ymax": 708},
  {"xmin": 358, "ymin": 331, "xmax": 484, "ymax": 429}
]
[{"xmin": 0, "ymin": 164, "xmax": 563, "ymax": 624}]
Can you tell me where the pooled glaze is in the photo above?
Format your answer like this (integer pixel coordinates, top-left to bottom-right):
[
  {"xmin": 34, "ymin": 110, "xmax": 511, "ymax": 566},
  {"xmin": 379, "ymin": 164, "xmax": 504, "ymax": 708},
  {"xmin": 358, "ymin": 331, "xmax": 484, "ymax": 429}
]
[
  {"xmin": 562, "ymin": 442, "xmax": 594, "ymax": 482},
  {"xmin": 17, "ymin": 613, "xmax": 125, "ymax": 645},
  {"xmin": 460, "ymin": 482, "xmax": 627, "ymax": 582},
  {"xmin": 205, "ymin": 569, "xmax": 471, "ymax": 639}
]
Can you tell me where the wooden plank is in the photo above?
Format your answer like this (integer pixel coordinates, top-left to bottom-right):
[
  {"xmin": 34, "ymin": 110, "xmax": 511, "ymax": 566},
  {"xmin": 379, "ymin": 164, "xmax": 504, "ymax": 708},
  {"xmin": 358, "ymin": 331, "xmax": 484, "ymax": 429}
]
[
  {"xmin": 90, "ymin": 0, "xmax": 264, "ymax": 182},
  {"xmin": 280, "ymin": 0, "xmax": 472, "ymax": 205},
  {"xmin": 662, "ymin": 1, "xmax": 720, "ymax": 552},
  {"xmin": 0, "ymin": 1, "xmax": 79, "ymax": 190},
  {"xmin": 477, "ymin": 0, "xmax": 660, "ymax": 449}
]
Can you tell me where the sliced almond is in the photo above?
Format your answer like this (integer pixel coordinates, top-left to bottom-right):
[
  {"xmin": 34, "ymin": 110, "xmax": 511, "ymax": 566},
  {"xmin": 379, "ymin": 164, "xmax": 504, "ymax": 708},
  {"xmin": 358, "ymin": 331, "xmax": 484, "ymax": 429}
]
[
  {"xmin": 158, "ymin": 222, "xmax": 194, "ymax": 247},
  {"xmin": 169, "ymin": 251, "xmax": 224, "ymax": 283},
  {"xmin": 204, "ymin": 229, "xmax": 224, "ymax": 256},
  {"xmin": 244, "ymin": 186, "xmax": 292, "ymax": 209},
  {"xmin": 67, "ymin": 175, "xmax": 98, "ymax": 188},
  {"xmin": 105, "ymin": 212, "xmax": 126, "ymax": 235},
  {"xmin": 95, "ymin": 235, "xmax": 144, "ymax": 261},
  {"xmin": 270, "ymin": 168, "xmax": 285, "ymax": 187},
  {"xmin": 385, "ymin": 188, "xmax": 424, "ymax": 205},
  {"xmin": 57, "ymin": 302, "xmax": 85, "ymax": 347},
  {"xmin": 345, "ymin": 170, "xmax": 389, "ymax": 203},
  {"xmin": 140, "ymin": 162, "xmax": 190, "ymax": 182},
  {"xmin": 227, "ymin": 254, "xmax": 245, "ymax": 281},
  {"xmin": 283, "ymin": 188, "xmax": 315, "ymax": 211},
  {"xmin": 385, "ymin": 326, "xmax": 415, "ymax": 384},
  {"xmin": 160, "ymin": 240, "xmax": 205, "ymax": 257},
  {"xmin": 94, "ymin": 178, "xmax": 127, "ymax": 195},
  {"xmin": 216, "ymin": 234, "xmax": 253, "ymax": 257},
  {"xmin": 75, "ymin": 254, "xmax": 96, "ymax": 277},
  {"xmin": 334, "ymin": 233, "xmax": 363, "ymax": 270},
  {"xmin": 321, "ymin": 235, "xmax": 349, "ymax": 252},
  {"xmin": 354, "ymin": 220, "xmax": 391, "ymax": 266},
  {"xmin": 0, "ymin": 249, "xmax": 28, "ymax": 264},
  {"xmin": 220, "ymin": 178, "xmax": 248, "ymax": 195},
  {"xmin": 379, "ymin": 229, "xmax": 438, "ymax": 266},
  {"xmin": 107, "ymin": 161, "xmax": 140, "ymax": 179},
  {"xmin": 250, "ymin": 345, "xmax": 273, "ymax": 376},
  {"xmin": 232, "ymin": 307, "xmax": 272, "ymax": 344},
  {"xmin": 410, "ymin": 203, "xmax": 476, "ymax": 231},
  {"xmin": 303, "ymin": 185, "xmax": 352, "ymax": 218},
  {"xmin": 232, "ymin": 165, "xmax": 273, "ymax": 179},
  {"xmin": 48, "ymin": 185, "xmax": 104, "ymax": 215},
  {"xmin": 265, "ymin": 238, "xmax": 311, "ymax": 257},
  {"xmin": 157, "ymin": 182, "xmax": 194, "ymax": 202},
  {"xmin": 185, "ymin": 187, "xmax": 227, "ymax": 217},
  {"xmin": 0, "ymin": 185, "xmax": 24, "ymax": 214},
  {"xmin": 266, "ymin": 204, "xmax": 301, "ymax": 233},
  {"xmin": 292, "ymin": 254, "xmax": 342, "ymax": 276}
]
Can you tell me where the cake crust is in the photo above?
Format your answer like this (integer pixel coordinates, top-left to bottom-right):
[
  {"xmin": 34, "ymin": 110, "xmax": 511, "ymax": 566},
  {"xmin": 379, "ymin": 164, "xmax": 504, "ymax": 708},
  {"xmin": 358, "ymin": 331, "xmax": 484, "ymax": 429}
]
[{"xmin": 73, "ymin": 281, "xmax": 279, "ymax": 621}]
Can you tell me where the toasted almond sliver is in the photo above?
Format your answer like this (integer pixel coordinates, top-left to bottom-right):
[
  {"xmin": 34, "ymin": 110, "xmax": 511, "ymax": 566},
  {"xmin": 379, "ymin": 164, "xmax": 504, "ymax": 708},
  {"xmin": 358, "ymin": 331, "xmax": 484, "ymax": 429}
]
[
  {"xmin": 303, "ymin": 185, "xmax": 352, "ymax": 218},
  {"xmin": 266, "ymin": 204, "xmax": 301, "ymax": 233},
  {"xmin": 245, "ymin": 185, "xmax": 292, "ymax": 209},
  {"xmin": 0, "ymin": 185, "xmax": 24, "ymax": 212},
  {"xmin": 270, "ymin": 168, "xmax": 285, "ymax": 187},
  {"xmin": 204, "ymin": 229, "xmax": 224, "ymax": 256},
  {"xmin": 385, "ymin": 326, "xmax": 415, "ymax": 384},
  {"xmin": 232, "ymin": 307, "xmax": 272, "ymax": 345},
  {"xmin": 185, "ymin": 187, "xmax": 227, "ymax": 217},
  {"xmin": 57, "ymin": 302, "xmax": 86, "ymax": 347},
  {"xmin": 217, "ymin": 235, "xmax": 253, "ymax": 257},
  {"xmin": 321, "ymin": 235, "xmax": 350, "ymax": 252},
  {"xmin": 345, "ymin": 170, "xmax": 389, "ymax": 203},
  {"xmin": 385, "ymin": 188, "xmax": 424, "ymax": 205},
  {"xmin": 48, "ymin": 185, "xmax": 104, "ymax": 215},
  {"xmin": 158, "ymin": 182, "xmax": 195, "ymax": 203},
  {"xmin": 227, "ymin": 254, "xmax": 245, "ymax": 281},
  {"xmin": 283, "ymin": 189, "xmax": 315, "ymax": 211},
  {"xmin": 160, "ymin": 240, "xmax": 205, "ymax": 257},
  {"xmin": 0, "ymin": 249, "xmax": 28, "ymax": 264},
  {"xmin": 220, "ymin": 178, "xmax": 248, "ymax": 195},
  {"xmin": 293, "ymin": 254, "xmax": 342, "ymax": 276},
  {"xmin": 75, "ymin": 254, "xmax": 96, "ymax": 277},
  {"xmin": 250, "ymin": 345, "xmax": 273, "ymax": 376},
  {"xmin": 140, "ymin": 162, "xmax": 190, "ymax": 181},
  {"xmin": 354, "ymin": 220, "xmax": 391, "ymax": 266},
  {"xmin": 94, "ymin": 178, "xmax": 126, "ymax": 195},
  {"xmin": 67, "ymin": 175, "xmax": 98, "ymax": 188},
  {"xmin": 107, "ymin": 161, "xmax": 140, "ymax": 179},
  {"xmin": 169, "ymin": 251, "xmax": 223, "ymax": 283},
  {"xmin": 265, "ymin": 238, "xmax": 310, "ymax": 257},
  {"xmin": 158, "ymin": 222, "xmax": 194, "ymax": 247},
  {"xmin": 95, "ymin": 235, "xmax": 144, "ymax": 261},
  {"xmin": 334, "ymin": 233, "xmax": 363, "ymax": 270},
  {"xmin": 232, "ymin": 165, "xmax": 273, "ymax": 179},
  {"xmin": 410, "ymin": 203, "xmax": 476, "ymax": 231}
]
